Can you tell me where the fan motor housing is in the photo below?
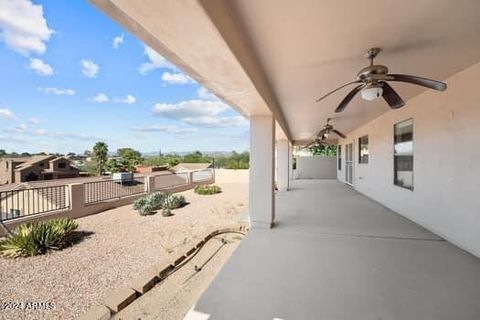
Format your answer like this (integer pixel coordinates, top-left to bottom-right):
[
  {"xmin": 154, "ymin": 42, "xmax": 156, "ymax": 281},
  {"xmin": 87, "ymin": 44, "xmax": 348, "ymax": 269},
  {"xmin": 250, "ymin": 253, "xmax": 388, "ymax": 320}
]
[{"xmin": 357, "ymin": 65, "xmax": 389, "ymax": 81}]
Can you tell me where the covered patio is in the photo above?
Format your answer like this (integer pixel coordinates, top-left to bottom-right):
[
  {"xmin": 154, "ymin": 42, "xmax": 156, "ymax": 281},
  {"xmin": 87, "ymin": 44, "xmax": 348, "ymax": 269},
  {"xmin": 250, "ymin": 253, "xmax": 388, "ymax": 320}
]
[
  {"xmin": 190, "ymin": 180, "xmax": 480, "ymax": 319},
  {"xmin": 90, "ymin": 1, "xmax": 480, "ymax": 319}
]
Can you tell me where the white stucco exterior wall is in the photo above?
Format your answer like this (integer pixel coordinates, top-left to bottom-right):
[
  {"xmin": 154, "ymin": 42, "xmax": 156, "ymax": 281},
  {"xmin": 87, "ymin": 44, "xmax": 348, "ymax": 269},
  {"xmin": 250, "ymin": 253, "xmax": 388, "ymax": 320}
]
[
  {"xmin": 296, "ymin": 156, "xmax": 337, "ymax": 179},
  {"xmin": 337, "ymin": 62, "xmax": 480, "ymax": 257}
]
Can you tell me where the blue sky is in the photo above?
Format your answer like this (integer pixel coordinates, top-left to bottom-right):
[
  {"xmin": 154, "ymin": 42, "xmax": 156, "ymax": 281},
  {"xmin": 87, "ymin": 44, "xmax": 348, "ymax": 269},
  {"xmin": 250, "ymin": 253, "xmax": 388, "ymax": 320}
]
[{"xmin": 0, "ymin": 0, "xmax": 249, "ymax": 155}]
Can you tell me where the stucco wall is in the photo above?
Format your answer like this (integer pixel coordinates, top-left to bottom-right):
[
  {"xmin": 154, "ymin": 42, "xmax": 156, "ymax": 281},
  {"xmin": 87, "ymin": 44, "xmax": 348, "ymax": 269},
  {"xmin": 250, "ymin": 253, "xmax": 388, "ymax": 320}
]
[
  {"xmin": 337, "ymin": 62, "xmax": 480, "ymax": 257},
  {"xmin": 296, "ymin": 156, "xmax": 337, "ymax": 179}
]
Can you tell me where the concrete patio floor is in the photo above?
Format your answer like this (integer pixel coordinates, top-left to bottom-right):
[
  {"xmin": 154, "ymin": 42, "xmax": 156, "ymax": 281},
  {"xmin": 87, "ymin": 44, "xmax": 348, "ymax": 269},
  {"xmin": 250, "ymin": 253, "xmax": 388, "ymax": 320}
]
[{"xmin": 189, "ymin": 179, "xmax": 480, "ymax": 320}]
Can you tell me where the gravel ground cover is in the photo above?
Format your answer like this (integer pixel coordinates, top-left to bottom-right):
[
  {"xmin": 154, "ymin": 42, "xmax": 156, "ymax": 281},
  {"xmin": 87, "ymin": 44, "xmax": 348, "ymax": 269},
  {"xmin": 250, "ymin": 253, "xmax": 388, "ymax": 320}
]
[{"xmin": 0, "ymin": 183, "xmax": 247, "ymax": 320}]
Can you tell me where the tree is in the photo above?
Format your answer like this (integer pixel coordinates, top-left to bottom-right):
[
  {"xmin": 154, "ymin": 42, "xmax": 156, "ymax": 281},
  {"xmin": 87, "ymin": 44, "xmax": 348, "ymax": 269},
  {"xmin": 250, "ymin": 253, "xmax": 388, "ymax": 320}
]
[
  {"xmin": 0, "ymin": 149, "xmax": 6, "ymax": 157},
  {"xmin": 117, "ymin": 148, "xmax": 142, "ymax": 163},
  {"xmin": 92, "ymin": 141, "xmax": 108, "ymax": 176},
  {"xmin": 309, "ymin": 144, "xmax": 337, "ymax": 156}
]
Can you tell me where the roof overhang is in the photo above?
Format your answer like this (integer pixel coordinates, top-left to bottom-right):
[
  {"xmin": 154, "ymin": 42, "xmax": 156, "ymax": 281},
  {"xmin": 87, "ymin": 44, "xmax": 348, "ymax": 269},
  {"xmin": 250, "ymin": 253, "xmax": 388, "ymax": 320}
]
[{"xmin": 91, "ymin": 0, "xmax": 480, "ymax": 142}]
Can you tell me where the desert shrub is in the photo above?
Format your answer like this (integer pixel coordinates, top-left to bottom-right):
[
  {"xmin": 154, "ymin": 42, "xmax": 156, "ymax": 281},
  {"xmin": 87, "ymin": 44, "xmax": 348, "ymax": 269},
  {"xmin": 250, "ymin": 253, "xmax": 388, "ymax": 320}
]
[
  {"xmin": 162, "ymin": 194, "xmax": 186, "ymax": 209},
  {"xmin": 194, "ymin": 184, "xmax": 222, "ymax": 195},
  {"xmin": 147, "ymin": 192, "xmax": 167, "ymax": 210},
  {"xmin": 133, "ymin": 198, "xmax": 148, "ymax": 211},
  {"xmin": 134, "ymin": 192, "xmax": 185, "ymax": 216},
  {"xmin": 0, "ymin": 218, "xmax": 79, "ymax": 258},
  {"xmin": 162, "ymin": 208, "xmax": 173, "ymax": 217},
  {"xmin": 138, "ymin": 203, "xmax": 155, "ymax": 216}
]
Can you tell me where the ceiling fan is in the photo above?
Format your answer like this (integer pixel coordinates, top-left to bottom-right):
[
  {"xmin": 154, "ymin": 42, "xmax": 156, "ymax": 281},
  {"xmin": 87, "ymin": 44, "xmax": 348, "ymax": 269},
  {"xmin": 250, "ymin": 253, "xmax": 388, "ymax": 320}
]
[
  {"xmin": 315, "ymin": 47, "xmax": 447, "ymax": 113},
  {"xmin": 302, "ymin": 118, "xmax": 346, "ymax": 149}
]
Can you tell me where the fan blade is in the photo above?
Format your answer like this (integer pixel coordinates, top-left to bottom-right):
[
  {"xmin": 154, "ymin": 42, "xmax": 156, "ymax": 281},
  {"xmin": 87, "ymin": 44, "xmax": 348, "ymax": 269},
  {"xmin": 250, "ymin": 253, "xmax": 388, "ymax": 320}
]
[
  {"xmin": 335, "ymin": 84, "xmax": 365, "ymax": 113},
  {"xmin": 303, "ymin": 141, "xmax": 315, "ymax": 149},
  {"xmin": 381, "ymin": 82, "xmax": 405, "ymax": 109},
  {"xmin": 331, "ymin": 129, "xmax": 347, "ymax": 139},
  {"xmin": 388, "ymin": 74, "xmax": 447, "ymax": 91},
  {"xmin": 316, "ymin": 80, "xmax": 362, "ymax": 102},
  {"xmin": 316, "ymin": 129, "xmax": 327, "ymax": 137}
]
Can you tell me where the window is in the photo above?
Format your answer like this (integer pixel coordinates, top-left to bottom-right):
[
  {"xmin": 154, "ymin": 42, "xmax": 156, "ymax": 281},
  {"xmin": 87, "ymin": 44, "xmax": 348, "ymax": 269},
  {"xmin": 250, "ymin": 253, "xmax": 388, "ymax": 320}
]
[
  {"xmin": 337, "ymin": 145, "xmax": 342, "ymax": 170},
  {"xmin": 58, "ymin": 162, "xmax": 67, "ymax": 169},
  {"xmin": 358, "ymin": 135, "xmax": 369, "ymax": 164},
  {"xmin": 394, "ymin": 119, "xmax": 413, "ymax": 190}
]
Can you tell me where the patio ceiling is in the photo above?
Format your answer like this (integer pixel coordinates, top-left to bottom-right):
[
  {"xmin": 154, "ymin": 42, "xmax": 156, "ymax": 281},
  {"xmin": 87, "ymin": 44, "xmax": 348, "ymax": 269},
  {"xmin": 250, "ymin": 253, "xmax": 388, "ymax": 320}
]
[{"xmin": 92, "ymin": 0, "xmax": 480, "ymax": 142}]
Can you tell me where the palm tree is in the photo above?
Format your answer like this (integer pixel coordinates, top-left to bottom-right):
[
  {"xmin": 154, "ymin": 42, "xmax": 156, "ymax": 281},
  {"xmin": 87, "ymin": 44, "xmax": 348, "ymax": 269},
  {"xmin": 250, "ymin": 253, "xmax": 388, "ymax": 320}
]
[{"xmin": 92, "ymin": 141, "xmax": 108, "ymax": 176}]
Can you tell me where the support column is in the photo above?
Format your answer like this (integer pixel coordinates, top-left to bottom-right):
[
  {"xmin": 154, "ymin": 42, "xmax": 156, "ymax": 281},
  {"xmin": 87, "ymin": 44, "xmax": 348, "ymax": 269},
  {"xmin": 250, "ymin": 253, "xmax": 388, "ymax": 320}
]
[
  {"xmin": 249, "ymin": 115, "xmax": 275, "ymax": 228},
  {"xmin": 289, "ymin": 142, "xmax": 294, "ymax": 180},
  {"xmin": 277, "ymin": 139, "xmax": 290, "ymax": 191}
]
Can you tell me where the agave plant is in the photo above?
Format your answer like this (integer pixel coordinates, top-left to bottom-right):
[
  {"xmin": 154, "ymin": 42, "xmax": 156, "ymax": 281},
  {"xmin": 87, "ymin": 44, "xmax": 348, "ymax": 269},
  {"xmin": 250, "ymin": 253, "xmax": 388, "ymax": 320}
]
[{"xmin": 0, "ymin": 218, "xmax": 79, "ymax": 258}]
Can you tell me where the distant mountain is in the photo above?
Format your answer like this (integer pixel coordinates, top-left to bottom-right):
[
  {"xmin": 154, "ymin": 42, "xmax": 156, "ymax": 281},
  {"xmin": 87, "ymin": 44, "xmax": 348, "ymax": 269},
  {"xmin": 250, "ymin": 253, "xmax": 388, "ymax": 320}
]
[{"xmin": 141, "ymin": 151, "xmax": 244, "ymax": 157}]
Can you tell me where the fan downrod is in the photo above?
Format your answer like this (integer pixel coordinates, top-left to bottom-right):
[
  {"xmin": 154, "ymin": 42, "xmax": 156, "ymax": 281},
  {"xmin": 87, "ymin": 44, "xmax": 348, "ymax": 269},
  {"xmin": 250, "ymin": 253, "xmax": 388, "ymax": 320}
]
[{"xmin": 364, "ymin": 47, "xmax": 381, "ymax": 62}]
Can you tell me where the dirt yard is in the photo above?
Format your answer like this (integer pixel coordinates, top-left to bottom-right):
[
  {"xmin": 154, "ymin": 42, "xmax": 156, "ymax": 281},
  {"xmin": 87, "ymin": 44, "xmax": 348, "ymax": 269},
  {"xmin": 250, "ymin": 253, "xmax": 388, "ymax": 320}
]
[{"xmin": 0, "ymin": 177, "xmax": 248, "ymax": 320}]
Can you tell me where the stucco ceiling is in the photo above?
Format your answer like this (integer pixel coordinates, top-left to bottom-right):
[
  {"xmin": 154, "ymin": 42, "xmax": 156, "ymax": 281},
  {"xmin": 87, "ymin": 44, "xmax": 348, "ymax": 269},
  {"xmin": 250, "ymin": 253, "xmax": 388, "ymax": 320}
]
[{"xmin": 204, "ymin": 0, "xmax": 480, "ymax": 141}]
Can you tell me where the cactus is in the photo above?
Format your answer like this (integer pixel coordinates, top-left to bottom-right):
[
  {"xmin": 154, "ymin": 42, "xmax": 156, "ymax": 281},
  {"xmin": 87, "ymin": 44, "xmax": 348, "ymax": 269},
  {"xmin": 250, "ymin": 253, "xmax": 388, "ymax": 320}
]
[
  {"xmin": 147, "ymin": 192, "xmax": 167, "ymax": 210},
  {"xmin": 162, "ymin": 208, "xmax": 173, "ymax": 217},
  {"xmin": 162, "ymin": 194, "xmax": 186, "ymax": 209}
]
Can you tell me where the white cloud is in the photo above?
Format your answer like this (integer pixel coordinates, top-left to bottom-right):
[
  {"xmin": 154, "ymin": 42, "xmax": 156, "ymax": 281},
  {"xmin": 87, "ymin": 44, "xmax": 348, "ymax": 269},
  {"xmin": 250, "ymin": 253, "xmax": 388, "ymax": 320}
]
[
  {"xmin": 29, "ymin": 58, "xmax": 53, "ymax": 76},
  {"xmin": 161, "ymin": 72, "xmax": 194, "ymax": 85},
  {"xmin": 14, "ymin": 123, "xmax": 27, "ymax": 132},
  {"xmin": 93, "ymin": 93, "xmax": 109, "ymax": 103},
  {"xmin": 183, "ymin": 115, "xmax": 248, "ymax": 128},
  {"xmin": 197, "ymin": 87, "xmax": 219, "ymax": 101},
  {"xmin": 131, "ymin": 124, "xmax": 198, "ymax": 135},
  {"xmin": 0, "ymin": 108, "xmax": 16, "ymax": 119},
  {"xmin": 0, "ymin": 0, "xmax": 53, "ymax": 56},
  {"xmin": 29, "ymin": 117, "xmax": 41, "ymax": 125},
  {"xmin": 38, "ymin": 87, "xmax": 75, "ymax": 95},
  {"xmin": 153, "ymin": 100, "xmax": 227, "ymax": 119},
  {"xmin": 32, "ymin": 129, "xmax": 101, "ymax": 141},
  {"xmin": 152, "ymin": 99, "xmax": 247, "ymax": 128},
  {"xmin": 138, "ymin": 45, "xmax": 175, "ymax": 74},
  {"xmin": 81, "ymin": 59, "xmax": 99, "ymax": 78},
  {"xmin": 34, "ymin": 128, "xmax": 47, "ymax": 135},
  {"xmin": 112, "ymin": 33, "xmax": 124, "ymax": 49},
  {"xmin": 115, "ymin": 94, "xmax": 136, "ymax": 104},
  {"xmin": 0, "ymin": 135, "xmax": 26, "ymax": 143}
]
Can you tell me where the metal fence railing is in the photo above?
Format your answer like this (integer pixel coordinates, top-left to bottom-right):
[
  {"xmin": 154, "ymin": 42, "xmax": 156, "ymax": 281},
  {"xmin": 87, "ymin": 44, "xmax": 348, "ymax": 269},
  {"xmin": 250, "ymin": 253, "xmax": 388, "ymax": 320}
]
[
  {"xmin": 0, "ymin": 185, "xmax": 70, "ymax": 221},
  {"xmin": 192, "ymin": 169, "xmax": 214, "ymax": 182},
  {"xmin": 84, "ymin": 176, "xmax": 146, "ymax": 205},
  {"xmin": 154, "ymin": 172, "xmax": 189, "ymax": 191}
]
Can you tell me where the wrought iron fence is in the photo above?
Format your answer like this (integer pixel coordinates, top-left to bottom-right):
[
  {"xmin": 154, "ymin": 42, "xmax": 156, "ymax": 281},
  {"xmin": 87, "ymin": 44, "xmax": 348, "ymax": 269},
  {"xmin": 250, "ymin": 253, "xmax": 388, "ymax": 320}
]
[
  {"xmin": 0, "ymin": 185, "xmax": 70, "ymax": 221},
  {"xmin": 84, "ymin": 176, "xmax": 146, "ymax": 205}
]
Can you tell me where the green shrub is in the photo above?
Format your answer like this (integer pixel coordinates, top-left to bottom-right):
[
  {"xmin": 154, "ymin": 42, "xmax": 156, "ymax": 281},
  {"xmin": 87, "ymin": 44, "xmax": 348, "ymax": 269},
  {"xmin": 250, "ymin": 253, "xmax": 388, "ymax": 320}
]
[
  {"xmin": 133, "ymin": 198, "xmax": 148, "ymax": 211},
  {"xmin": 162, "ymin": 208, "xmax": 173, "ymax": 217},
  {"xmin": 162, "ymin": 194, "xmax": 186, "ymax": 209},
  {"xmin": 138, "ymin": 203, "xmax": 155, "ymax": 216},
  {"xmin": 194, "ymin": 184, "xmax": 222, "ymax": 195},
  {"xmin": 134, "ymin": 192, "xmax": 185, "ymax": 216},
  {"xmin": 0, "ymin": 218, "xmax": 79, "ymax": 258},
  {"xmin": 147, "ymin": 192, "xmax": 167, "ymax": 210}
]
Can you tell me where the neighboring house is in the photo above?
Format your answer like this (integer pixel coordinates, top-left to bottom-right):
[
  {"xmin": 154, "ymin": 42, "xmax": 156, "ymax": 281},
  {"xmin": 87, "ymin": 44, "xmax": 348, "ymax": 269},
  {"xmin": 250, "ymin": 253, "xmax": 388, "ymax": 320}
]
[
  {"xmin": 171, "ymin": 163, "xmax": 212, "ymax": 172},
  {"xmin": 136, "ymin": 165, "xmax": 168, "ymax": 174},
  {"xmin": 0, "ymin": 155, "xmax": 80, "ymax": 185}
]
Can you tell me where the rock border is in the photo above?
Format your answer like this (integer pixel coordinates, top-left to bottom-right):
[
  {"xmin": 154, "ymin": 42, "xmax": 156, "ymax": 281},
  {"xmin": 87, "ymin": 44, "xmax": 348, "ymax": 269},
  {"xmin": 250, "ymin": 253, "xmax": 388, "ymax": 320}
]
[{"xmin": 79, "ymin": 223, "xmax": 248, "ymax": 320}]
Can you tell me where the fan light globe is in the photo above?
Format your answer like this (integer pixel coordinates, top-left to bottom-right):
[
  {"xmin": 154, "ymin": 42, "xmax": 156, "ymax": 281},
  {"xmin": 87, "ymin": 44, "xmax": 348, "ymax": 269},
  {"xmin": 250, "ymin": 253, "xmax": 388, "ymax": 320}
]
[{"xmin": 361, "ymin": 86, "xmax": 383, "ymax": 101}]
